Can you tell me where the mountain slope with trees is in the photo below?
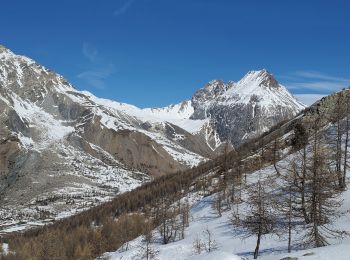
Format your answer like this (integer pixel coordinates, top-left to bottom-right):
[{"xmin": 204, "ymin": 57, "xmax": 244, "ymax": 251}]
[{"xmin": 1, "ymin": 87, "xmax": 349, "ymax": 259}]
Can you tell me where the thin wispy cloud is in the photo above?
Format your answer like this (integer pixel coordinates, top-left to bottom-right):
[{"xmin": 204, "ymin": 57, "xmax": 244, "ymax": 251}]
[
  {"xmin": 294, "ymin": 94, "xmax": 327, "ymax": 106},
  {"xmin": 78, "ymin": 42, "xmax": 115, "ymax": 89},
  {"xmin": 114, "ymin": 0, "xmax": 134, "ymax": 16},
  {"xmin": 288, "ymin": 81, "xmax": 348, "ymax": 91},
  {"xmin": 295, "ymin": 71, "xmax": 350, "ymax": 83},
  {"xmin": 77, "ymin": 64, "xmax": 115, "ymax": 89},
  {"xmin": 82, "ymin": 42, "xmax": 98, "ymax": 62},
  {"xmin": 284, "ymin": 71, "xmax": 350, "ymax": 93},
  {"xmin": 281, "ymin": 71, "xmax": 350, "ymax": 106}
]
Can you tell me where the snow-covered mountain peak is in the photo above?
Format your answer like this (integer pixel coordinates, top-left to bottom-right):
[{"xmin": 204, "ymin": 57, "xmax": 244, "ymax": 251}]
[
  {"xmin": 0, "ymin": 45, "xmax": 32, "ymax": 64},
  {"xmin": 0, "ymin": 45, "xmax": 75, "ymax": 98},
  {"xmin": 192, "ymin": 79, "xmax": 230, "ymax": 103},
  {"xmin": 187, "ymin": 70, "xmax": 305, "ymax": 146},
  {"xmin": 223, "ymin": 69, "xmax": 305, "ymax": 109},
  {"xmin": 207, "ymin": 79, "xmax": 225, "ymax": 87},
  {"xmin": 191, "ymin": 70, "xmax": 287, "ymax": 106},
  {"xmin": 0, "ymin": 44, "xmax": 9, "ymax": 53},
  {"xmin": 239, "ymin": 69, "xmax": 280, "ymax": 90},
  {"xmin": 0, "ymin": 45, "xmax": 16, "ymax": 60},
  {"xmin": 0, "ymin": 45, "xmax": 16, "ymax": 56}
]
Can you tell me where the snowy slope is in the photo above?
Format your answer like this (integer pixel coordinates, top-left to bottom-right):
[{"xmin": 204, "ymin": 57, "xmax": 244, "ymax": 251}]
[
  {"xmin": 107, "ymin": 186, "xmax": 350, "ymax": 260},
  {"xmin": 82, "ymin": 91, "xmax": 209, "ymax": 137},
  {"xmin": 106, "ymin": 152, "xmax": 350, "ymax": 260}
]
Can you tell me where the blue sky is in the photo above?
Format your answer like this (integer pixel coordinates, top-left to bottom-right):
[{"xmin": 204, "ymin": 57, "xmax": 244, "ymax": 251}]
[{"xmin": 1, "ymin": 0, "xmax": 350, "ymax": 107}]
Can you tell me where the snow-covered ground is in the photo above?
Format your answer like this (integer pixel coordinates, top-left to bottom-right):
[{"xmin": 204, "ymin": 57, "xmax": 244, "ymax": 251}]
[{"xmin": 104, "ymin": 147, "xmax": 350, "ymax": 260}]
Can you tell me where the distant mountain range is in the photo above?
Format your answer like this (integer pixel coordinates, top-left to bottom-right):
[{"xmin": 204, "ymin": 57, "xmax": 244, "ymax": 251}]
[{"xmin": 0, "ymin": 45, "xmax": 304, "ymax": 231}]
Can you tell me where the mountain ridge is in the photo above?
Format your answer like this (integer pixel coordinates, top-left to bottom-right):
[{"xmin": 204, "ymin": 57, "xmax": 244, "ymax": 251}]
[{"xmin": 0, "ymin": 44, "xmax": 304, "ymax": 232}]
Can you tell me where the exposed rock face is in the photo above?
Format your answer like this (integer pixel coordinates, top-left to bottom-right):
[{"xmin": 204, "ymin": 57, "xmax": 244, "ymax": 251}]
[
  {"xmin": 0, "ymin": 135, "xmax": 23, "ymax": 191},
  {"xmin": 190, "ymin": 70, "xmax": 305, "ymax": 147},
  {"xmin": 192, "ymin": 80, "xmax": 229, "ymax": 105},
  {"xmin": 81, "ymin": 118, "xmax": 184, "ymax": 176}
]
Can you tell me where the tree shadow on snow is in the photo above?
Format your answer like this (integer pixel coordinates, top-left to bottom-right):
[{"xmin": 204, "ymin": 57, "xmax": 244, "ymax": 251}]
[{"xmin": 236, "ymin": 245, "xmax": 288, "ymax": 259}]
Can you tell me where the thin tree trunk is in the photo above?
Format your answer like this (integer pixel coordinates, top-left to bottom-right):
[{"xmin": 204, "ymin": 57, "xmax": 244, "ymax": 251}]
[
  {"xmin": 288, "ymin": 186, "xmax": 292, "ymax": 253},
  {"xmin": 254, "ymin": 182, "xmax": 263, "ymax": 259},
  {"xmin": 314, "ymin": 221, "xmax": 321, "ymax": 247},
  {"xmin": 336, "ymin": 121, "xmax": 343, "ymax": 187},
  {"xmin": 254, "ymin": 225, "xmax": 262, "ymax": 259},
  {"xmin": 274, "ymin": 163, "xmax": 280, "ymax": 176},
  {"xmin": 273, "ymin": 139, "xmax": 280, "ymax": 176},
  {"xmin": 310, "ymin": 124, "xmax": 319, "ymax": 223},
  {"xmin": 231, "ymin": 180, "xmax": 235, "ymax": 203},
  {"xmin": 343, "ymin": 114, "xmax": 349, "ymax": 188},
  {"xmin": 301, "ymin": 146, "xmax": 310, "ymax": 224}
]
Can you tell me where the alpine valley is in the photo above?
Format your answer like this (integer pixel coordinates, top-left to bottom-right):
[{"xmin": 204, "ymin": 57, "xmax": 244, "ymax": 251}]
[{"xmin": 0, "ymin": 45, "xmax": 304, "ymax": 233}]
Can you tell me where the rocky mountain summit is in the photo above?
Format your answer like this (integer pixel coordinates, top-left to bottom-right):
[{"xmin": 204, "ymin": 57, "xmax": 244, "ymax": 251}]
[
  {"xmin": 0, "ymin": 45, "xmax": 304, "ymax": 231},
  {"xmin": 190, "ymin": 70, "xmax": 305, "ymax": 146}
]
